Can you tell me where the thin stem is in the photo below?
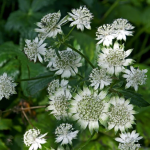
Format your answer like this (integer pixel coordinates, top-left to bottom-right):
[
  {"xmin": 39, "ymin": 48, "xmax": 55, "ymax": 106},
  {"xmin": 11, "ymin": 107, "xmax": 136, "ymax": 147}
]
[
  {"xmin": 78, "ymin": 132, "xmax": 95, "ymax": 150},
  {"xmin": 65, "ymin": 26, "xmax": 75, "ymax": 39},
  {"xmin": 21, "ymin": 106, "xmax": 36, "ymax": 129},
  {"xmin": 2, "ymin": 105, "xmax": 46, "ymax": 113},
  {"xmin": 0, "ymin": 1, "xmax": 6, "ymax": 19},
  {"xmin": 16, "ymin": 74, "xmax": 53, "ymax": 82},
  {"xmin": 63, "ymin": 43, "xmax": 94, "ymax": 68}
]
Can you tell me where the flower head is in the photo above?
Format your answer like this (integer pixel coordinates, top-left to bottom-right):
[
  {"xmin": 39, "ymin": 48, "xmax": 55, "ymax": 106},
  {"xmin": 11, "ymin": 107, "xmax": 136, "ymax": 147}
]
[
  {"xmin": 115, "ymin": 130, "xmax": 142, "ymax": 150},
  {"xmin": 50, "ymin": 48, "xmax": 82, "ymax": 78},
  {"xmin": 98, "ymin": 42, "xmax": 134, "ymax": 76},
  {"xmin": 35, "ymin": 11, "xmax": 67, "ymax": 38},
  {"xmin": 68, "ymin": 6, "xmax": 93, "ymax": 31},
  {"xmin": 0, "ymin": 73, "xmax": 17, "ymax": 100},
  {"xmin": 70, "ymin": 86, "xmax": 110, "ymax": 134},
  {"xmin": 55, "ymin": 123, "xmax": 79, "ymax": 145},
  {"xmin": 47, "ymin": 79, "xmax": 69, "ymax": 95},
  {"xmin": 107, "ymin": 96, "xmax": 136, "ymax": 132},
  {"xmin": 24, "ymin": 129, "xmax": 47, "ymax": 150},
  {"xmin": 96, "ymin": 24, "xmax": 115, "ymax": 46},
  {"xmin": 89, "ymin": 68, "xmax": 112, "ymax": 90},
  {"xmin": 24, "ymin": 37, "xmax": 46, "ymax": 63},
  {"xmin": 44, "ymin": 47, "xmax": 56, "ymax": 68},
  {"xmin": 123, "ymin": 66, "xmax": 147, "ymax": 91},
  {"xmin": 47, "ymin": 88, "xmax": 72, "ymax": 120},
  {"xmin": 112, "ymin": 18, "xmax": 134, "ymax": 41}
]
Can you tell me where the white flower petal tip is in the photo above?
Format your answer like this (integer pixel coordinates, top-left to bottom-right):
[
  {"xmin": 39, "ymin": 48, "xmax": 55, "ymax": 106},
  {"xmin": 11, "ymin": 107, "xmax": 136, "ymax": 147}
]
[
  {"xmin": 55, "ymin": 123, "xmax": 79, "ymax": 145},
  {"xmin": 0, "ymin": 73, "xmax": 17, "ymax": 100},
  {"xmin": 24, "ymin": 129, "xmax": 47, "ymax": 150}
]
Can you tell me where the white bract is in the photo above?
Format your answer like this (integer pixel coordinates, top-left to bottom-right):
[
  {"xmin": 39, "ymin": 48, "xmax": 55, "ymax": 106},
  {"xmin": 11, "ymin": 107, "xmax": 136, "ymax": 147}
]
[
  {"xmin": 70, "ymin": 86, "xmax": 110, "ymax": 134},
  {"xmin": 108, "ymin": 96, "xmax": 136, "ymax": 132},
  {"xmin": 0, "ymin": 73, "xmax": 17, "ymax": 100},
  {"xmin": 115, "ymin": 130, "xmax": 142, "ymax": 150},
  {"xmin": 112, "ymin": 18, "xmax": 134, "ymax": 41},
  {"xmin": 24, "ymin": 129, "xmax": 47, "ymax": 150},
  {"xmin": 123, "ymin": 66, "xmax": 147, "ymax": 91},
  {"xmin": 47, "ymin": 79, "xmax": 69, "ymax": 95},
  {"xmin": 24, "ymin": 37, "xmax": 46, "ymax": 63},
  {"xmin": 47, "ymin": 88, "xmax": 72, "ymax": 120},
  {"xmin": 98, "ymin": 42, "xmax": 134, "ymax": 76},
  {"xmin": 68, "ymin": 6, "xmax": 93, "ymax": 31},
  {"xmin": 55, "ymin": 123, "xmax": 79, "ymax": 145},
  {"xmin": 50, "ymin": 48, "xmax": 82, "ymax": 78},
  {"xmin": 89, "ymin": 68, "xmax": 112, "ymax": 90},
  {"xmin": 44, "ymin": 47, "xmax": 56, "ymax": 68},
  {"xmin": 35, "ymin": 11, "xmax": 68, "ymax": 38},
  {"xmin": 96, "ymin": 24, "xmax": 115, "ymax": 46}
]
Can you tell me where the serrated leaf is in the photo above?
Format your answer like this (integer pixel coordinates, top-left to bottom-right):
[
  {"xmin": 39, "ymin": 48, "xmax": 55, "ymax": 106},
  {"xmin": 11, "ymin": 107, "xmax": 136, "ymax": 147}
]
[
  {"xmin": 115, "ymin": 89, "xmax": 150, "ymax": 107},
  {"xmin": 18, "ymin": 0, "xmax": 31, "ymax": 12},
  {"xmin": 0, "ymin": 119, "xmax": 12, "ymax": 130},
  {"xmin": 27, "ymin": 72, "xmax": 55, "ymax": 96}
]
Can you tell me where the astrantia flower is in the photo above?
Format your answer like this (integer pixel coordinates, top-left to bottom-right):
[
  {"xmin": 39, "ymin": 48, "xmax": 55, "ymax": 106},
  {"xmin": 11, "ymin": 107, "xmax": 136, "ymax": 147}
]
[
  {"xmin": 107, "ymin": 96, "xmax": 136, "ymax": 132},
  {"xmin": 123, "ymin": 66, "xmax": 147, "ymax": 91},
  {"xmin": 112, "ymin": 18, "xmax": 134, "ymax": 41},
  {"xmin": 70, "ymin": 86, "xmax": 110, "ymax": 133},
  {"xmin": 47, "ymin": 88, "xmax": 72, "ymax": 120},
  {"xmin": 89, "ymin": 68, "xmax": 112, "ymax": 90},
  {"xmin": 115, "ymin": 130, "xmax": 142, "ymax": 150},
  {"xmin": 98, "ymin": 42, "xmax": 134, "ymax": 76},
  {"xmin": 47, "ymin": 79, "xmax": 69, "ymax": 95},
  {"xmin": 50, "ymin": 48, "xmax": 82, "ymax": 78},
  {"xmin": 55, "ymin": 123, "xmax": 79, "ymax": 145},
  {"xmin": 44, "ymin": 47, "xmax": 56, "ymax": 68},
  {"xmin": 24, "ymin": 37, "xmax": 46, "ymax": 63},
  {"xmin": 35, "ymin": 11, "xmax": 67, "ymax": 38},
  {"xmin": 0, "ymin": 73, "xmax": 17, "ymax": 100},
  {"xmin": 24, "ymin": 129, "xmax": 47, "ymax": 150},
  {"xmin": 96, "ymin": 24, "xmax": 115, "ymax": 46},
  {"xmin": 68, "ymin": 6, "xmax": 93, "ymax": 31}
]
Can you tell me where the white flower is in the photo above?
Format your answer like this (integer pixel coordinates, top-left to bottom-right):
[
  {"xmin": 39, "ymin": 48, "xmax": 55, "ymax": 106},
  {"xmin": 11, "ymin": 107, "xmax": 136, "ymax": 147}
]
[
  {"xmin": 0, "ymin": 73, "xmax": 17, "ymax": 100},
  {"xmin": 112, "ymin": 18, "xmax": 134, "ymax": 41},
  {"xmin": 123, "ymin": 66, "xmax": 147, "ymax": 91},
  {"xmin": 55, "ymin": 123, "xmax": 79, "ymax": 145},
  {"xmin": 44, "ymin": 47, "xmax": 56, "ymax": 68},
  {"xmin": 47, "ymin": 88, "xmax": 72, "ymax": 120},
  {"xmin": 89, "ymin": 68, "xmax": 112, "ymax": 90},
  {"xmin": 24, "ymin": 37, "xmax": 46, "ymax": 63},
  {"xmin": 96, "ymin": 24, "xmax": 115, "ymax": 46},
  {"xmin": 107, "ymin": 96, "xmax": 136, "ymax": 132},
  {"xmin": 50, "ymin": 48, "xmax": 82, "ymax": 78},
  {"xmin": 24, "ymin": 129, "xmax": 47, "ymax": 150},
  {"xmin": 70, "ymin": 86, "xmax": 110, "ymax": 134},
  {"xmin": 35, "ymin": 11, "xmax": 68, "ymax": 38},
  {"xmin": 47, "ymin": 79, "xmax": 69, "ymax": 95},
  {"xmin": 68, "ymin": 6, "xmax": 93, "ymax": 31},
  {"xmin": 115, "ymin": 130, "xmax": 142, "ymax": 150},
  {"xmin": 98, "ymin": 42, "xmax": 134, "ymax": 76}
]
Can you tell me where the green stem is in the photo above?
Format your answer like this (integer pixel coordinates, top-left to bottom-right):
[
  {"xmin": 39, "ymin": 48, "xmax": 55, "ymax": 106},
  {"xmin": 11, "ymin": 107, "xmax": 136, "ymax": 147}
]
[
  {"xmin": 63, "ymin": 43, "xmax": 94, "ymax": 68},
  {"xmin": 16, "ymin": 74, "xmax": 53, "ymax": 82},
  {"xmin": 0, "ymin": 1, "xmax": 6, "ymax": 19},
  {"xmin": 65, "ymin": 26, "xmax": 75, "ymax": 39},
  {"xmin": 103, "ymin": 0, "xmax": 120, "ymax": 19},
  {"xmin": 78, "ymin": 132, "xmax": 95, "ymax": 150}
]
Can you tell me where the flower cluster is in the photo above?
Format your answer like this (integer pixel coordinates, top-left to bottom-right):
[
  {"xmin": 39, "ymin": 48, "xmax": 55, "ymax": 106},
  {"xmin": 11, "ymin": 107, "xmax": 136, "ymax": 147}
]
[
  {"xmin": 24, "ymin": 129, "xmax": 47, "ymax": 150},
  {"xmin": 0, "ymin": 73, "xmax": 17, "ymax": 100}
]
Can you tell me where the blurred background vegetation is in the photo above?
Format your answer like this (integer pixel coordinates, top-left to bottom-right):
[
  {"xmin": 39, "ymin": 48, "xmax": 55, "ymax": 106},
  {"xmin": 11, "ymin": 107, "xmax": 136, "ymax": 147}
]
[{"xmin": 0, "ymin": 0, "xmax": 150, "ymax": 149}]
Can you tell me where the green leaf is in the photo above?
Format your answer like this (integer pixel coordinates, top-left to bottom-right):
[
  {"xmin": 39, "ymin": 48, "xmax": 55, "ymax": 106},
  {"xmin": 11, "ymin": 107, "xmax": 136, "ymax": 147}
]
[
  {"xmin": 27, "ymin": 72, "xmax": 55, "ymax": 96},
  {"xmin": 18, "ymin": 0, "xmax": 31, "ymax": 12},
  {"xmin": 0, "ymin": 119, "xmax": 12, "ymax": 130},
  {"xmin": 0, "ymin": 139, "xmax": 7, "ymax": 150},
  {"xmin": 115, "ymin": 89, "xmax": 150, "ymax": 107}
]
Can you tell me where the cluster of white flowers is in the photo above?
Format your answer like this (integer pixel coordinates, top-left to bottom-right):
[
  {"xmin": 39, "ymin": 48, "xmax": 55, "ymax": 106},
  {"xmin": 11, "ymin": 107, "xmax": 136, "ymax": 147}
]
[
  {"xmin": 21, "ymin": 5, "xmax": 148, "ymax": 150},
  {"xmin": 0, "ymin": 73, "xmax": 17, "ymax": 100}
]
